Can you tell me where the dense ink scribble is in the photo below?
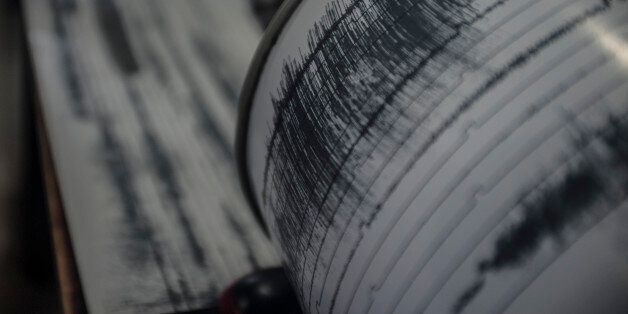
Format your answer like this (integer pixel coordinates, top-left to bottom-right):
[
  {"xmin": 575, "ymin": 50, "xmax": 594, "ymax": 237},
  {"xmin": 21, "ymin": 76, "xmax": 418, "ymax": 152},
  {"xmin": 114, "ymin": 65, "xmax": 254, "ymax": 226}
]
[
  {"xmin": 263, "ymin": 0, "xmax": 523, "ymax": 307},
  {"xmin": 97, "ymin": 112, "xmax": 186, "ymax": 308},
  {"xmin": 261, "ymin": 0, "xmax": 622, "ymax": 312},
  {"xmin": 50, "ymin": 0, "xmax": 86, "ymax": 117},
  {"xmin": 95, "ymin": 1, "xmax": 209, "ymax": 268},
  {"xmin": 480, "ymin": 166, "xmax": 602, "ymax": 272},
  {"xmin": 38, "ymin": 1, "xmax": 276, "ymax": 312},
  {"xmin": 264, "ymin": 0, "xmax": 485, "ymax": 288},
  {"xmin": 454, "ymin": 114, "xmax": 628, "ymax": 313},
  {"xmin": 95, "ymin": 0, "xmax": 140, "ymax": 75},
  {"xmin": 146, "ymin": 4, "xmax": 234, "ymax": 159},
  {"xmin": 126, "ymin": 86, "xmax": 208, "ymax": 268}
]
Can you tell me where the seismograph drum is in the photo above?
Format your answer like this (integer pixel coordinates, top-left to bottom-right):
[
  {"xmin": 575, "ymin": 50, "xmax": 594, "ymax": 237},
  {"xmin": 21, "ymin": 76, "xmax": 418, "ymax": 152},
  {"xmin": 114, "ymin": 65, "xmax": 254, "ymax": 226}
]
[{"xmin": 237, "ymin": 0, "xmax": 628, "ymax": 313}]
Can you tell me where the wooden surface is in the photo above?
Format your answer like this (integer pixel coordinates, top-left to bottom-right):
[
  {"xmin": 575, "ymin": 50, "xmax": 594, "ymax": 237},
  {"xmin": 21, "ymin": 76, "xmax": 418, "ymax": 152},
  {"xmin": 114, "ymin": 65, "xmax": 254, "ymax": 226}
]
[{"xmin": 38, "ymin": 102, "xmax": 87, "ymax": 314}]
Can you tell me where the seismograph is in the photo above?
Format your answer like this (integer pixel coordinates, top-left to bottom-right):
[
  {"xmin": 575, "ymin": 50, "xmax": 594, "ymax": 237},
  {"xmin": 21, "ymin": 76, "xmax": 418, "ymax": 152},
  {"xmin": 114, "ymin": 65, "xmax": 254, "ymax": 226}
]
[{"xmin": 257, "ymin": 0, "xmax": 628, "ymax": 312}]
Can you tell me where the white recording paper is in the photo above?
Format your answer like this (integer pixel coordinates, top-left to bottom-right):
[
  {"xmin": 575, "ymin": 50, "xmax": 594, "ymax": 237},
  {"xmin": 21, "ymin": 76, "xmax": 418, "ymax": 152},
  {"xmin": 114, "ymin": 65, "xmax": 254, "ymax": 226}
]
[{"xmin": 246, "ymin": 0, "xmax": 628, "ymax": 313}]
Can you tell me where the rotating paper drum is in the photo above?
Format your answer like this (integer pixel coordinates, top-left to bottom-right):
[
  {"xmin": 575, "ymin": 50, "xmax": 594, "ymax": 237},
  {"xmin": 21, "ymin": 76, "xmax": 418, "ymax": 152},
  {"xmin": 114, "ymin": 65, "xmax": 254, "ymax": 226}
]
[{"xmin": 236, "ymin": 0, "xmax": 628, "ymax": 313}]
